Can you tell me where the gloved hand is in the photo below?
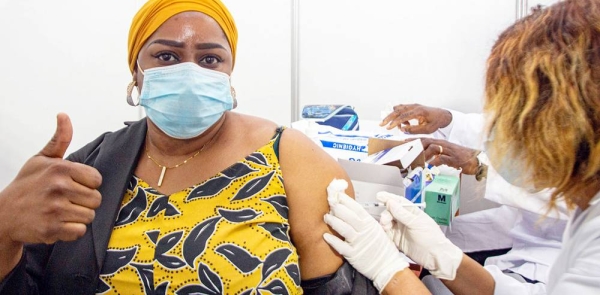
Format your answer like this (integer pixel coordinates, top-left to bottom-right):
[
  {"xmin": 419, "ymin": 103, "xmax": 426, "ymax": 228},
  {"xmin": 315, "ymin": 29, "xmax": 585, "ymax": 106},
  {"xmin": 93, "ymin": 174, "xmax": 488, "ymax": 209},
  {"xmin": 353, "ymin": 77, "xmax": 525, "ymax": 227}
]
[
  {"xmin": 323, "ymin": 179, "xmax": 409, "ymax": 292},
  {"xmin": 377, "ymin": 191, "xmax": 463, "ymax": 280}
]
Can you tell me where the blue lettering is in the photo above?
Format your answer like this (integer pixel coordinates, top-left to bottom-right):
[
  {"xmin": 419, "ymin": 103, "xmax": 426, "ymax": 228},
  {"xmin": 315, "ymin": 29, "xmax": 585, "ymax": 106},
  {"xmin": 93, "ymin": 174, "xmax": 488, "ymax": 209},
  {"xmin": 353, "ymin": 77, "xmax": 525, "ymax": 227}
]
[{"xmin": 321, "ymin": 141, "xmax": 366, "ymax": 152}]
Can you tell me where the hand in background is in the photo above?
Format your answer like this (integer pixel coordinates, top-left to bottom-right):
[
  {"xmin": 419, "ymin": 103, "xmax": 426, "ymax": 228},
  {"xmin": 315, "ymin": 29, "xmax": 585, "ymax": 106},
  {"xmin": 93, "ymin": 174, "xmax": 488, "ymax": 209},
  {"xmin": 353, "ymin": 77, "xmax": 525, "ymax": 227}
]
[
  {"xmin": 0, "ymin": 113, "xmax": 102, "ymax": 246},
  {"xmin": 420, "ymin": 138, "xmax": 480, "ymax": 175},
  {"xmin": 377, "ymin": 192, "xmax": 463, "ymax": 280},
  {"xmin": 380, "ymin": 104, "xmax": 452, "ymax": 134},
  {"xmin": 323, "ymin": 179, "xmax": 409, "ymax": 292}
]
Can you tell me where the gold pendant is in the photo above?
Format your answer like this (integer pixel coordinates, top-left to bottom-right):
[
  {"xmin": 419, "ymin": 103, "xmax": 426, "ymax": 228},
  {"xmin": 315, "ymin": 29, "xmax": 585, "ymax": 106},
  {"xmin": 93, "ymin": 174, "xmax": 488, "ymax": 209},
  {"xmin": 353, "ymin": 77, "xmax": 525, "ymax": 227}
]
[{"xmin": 158, "ymin": 166, "xmax": 167, "ymax": 187}]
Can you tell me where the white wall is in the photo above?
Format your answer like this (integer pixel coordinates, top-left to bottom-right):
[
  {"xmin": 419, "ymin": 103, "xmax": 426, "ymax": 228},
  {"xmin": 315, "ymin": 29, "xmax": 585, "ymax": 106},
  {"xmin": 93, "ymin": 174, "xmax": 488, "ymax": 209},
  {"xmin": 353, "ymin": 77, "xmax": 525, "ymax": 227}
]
[
  {"xmin": 529, "ymin": 0, "xmax": 561, "ymax": 9},
  {"xmin": 298, "ymin": 0, "xmax": 517, "ymax": 121},
  {"xmin": 225, "ymin": 0, "xmax": 292, "ymax": 126},
  {"xmin": 0, "ymin": 1, "xmax": 144, "ymax": 187}
]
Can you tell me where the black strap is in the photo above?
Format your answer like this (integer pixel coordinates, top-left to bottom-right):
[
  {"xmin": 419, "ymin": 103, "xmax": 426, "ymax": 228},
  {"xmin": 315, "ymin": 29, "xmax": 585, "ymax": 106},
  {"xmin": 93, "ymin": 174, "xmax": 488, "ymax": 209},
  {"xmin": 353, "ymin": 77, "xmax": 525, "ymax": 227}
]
[{"xmin": 272, "ymin": 126, "xmax": 285, "ymax": 160}]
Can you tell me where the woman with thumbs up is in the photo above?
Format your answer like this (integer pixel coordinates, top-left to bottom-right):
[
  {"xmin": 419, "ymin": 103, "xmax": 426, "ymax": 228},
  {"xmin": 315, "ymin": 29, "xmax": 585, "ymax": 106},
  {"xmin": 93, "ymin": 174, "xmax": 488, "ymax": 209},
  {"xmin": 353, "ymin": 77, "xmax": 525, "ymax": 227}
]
[
  {"xmin": 0, "ymin": 113, "xmax": 103, "ymax": 283},
  {"xmin": 0, "ymin": 1, "xmax": 362, "ymax": 294}
]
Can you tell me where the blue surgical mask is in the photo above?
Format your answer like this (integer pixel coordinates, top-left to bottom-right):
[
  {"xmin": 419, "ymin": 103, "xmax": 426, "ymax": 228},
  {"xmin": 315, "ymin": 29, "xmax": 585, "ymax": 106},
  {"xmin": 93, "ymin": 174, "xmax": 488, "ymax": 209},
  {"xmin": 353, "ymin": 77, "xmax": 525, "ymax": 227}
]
[
  {"xmin": 138, "ymin": 62, "xmax": 233, "ymax": 139},
  {"xmin": 484, "ymin": 138, "xmax": 538, "ymax": 192}
]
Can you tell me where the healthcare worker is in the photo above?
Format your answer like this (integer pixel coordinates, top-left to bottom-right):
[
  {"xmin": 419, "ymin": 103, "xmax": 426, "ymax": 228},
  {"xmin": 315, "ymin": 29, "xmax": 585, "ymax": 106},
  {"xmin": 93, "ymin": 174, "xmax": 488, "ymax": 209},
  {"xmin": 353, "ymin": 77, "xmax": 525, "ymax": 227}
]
[
  {"xmin": 324, "ymin": 0, "xmax": 600, "ymax": 294},
  {"xmin": 382, "ymin": 104, "xmax": 568, "ymax": 293}
]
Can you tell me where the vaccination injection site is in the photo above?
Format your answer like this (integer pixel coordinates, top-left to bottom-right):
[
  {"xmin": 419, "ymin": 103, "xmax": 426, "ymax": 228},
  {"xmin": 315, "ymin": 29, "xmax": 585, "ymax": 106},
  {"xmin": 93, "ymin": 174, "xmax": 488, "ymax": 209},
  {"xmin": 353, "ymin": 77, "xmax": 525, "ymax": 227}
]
[{"xmin": 1, "ymin": 0, "xmax": 600, "ymax": 294}]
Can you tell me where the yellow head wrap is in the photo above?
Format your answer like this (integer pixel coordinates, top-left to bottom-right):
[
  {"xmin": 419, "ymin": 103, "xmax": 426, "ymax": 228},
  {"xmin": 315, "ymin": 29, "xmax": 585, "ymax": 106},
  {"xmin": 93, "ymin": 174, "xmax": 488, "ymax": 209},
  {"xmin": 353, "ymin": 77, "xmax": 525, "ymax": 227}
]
[{"xmin": 128, "ymin": 0, "xmax": 238, "ymax": 73}]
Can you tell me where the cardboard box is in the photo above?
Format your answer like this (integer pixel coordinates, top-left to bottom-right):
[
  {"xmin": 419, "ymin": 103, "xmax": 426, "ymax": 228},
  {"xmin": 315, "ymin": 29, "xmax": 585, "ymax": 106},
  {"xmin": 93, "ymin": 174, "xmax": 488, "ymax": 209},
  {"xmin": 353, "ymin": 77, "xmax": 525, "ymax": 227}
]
[
  {"xmin": 337, "ymin": 138, "xmax": 426, "ymax": 218},
  {"xmin": 291, "ymin": 119, "xmax": 400, "ymax": 162},
  {"xmin": 337, "ymin": 159, "xmax": 404, "ymax": 219},
  {"xmin": 424, "ymin": 174, "xmax": 461, "ymax": 226},
  {"xmin": 364, "ymin": 138, "xmax": 426, "ymax": 171}
]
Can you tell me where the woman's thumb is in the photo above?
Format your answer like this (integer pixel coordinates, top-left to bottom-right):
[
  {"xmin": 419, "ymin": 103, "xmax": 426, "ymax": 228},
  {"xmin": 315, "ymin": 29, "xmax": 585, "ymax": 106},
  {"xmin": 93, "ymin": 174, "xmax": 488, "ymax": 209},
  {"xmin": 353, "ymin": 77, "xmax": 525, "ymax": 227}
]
[{"xmin": 39, "ymin": 113, "xmax": 73, "ymax": 159}]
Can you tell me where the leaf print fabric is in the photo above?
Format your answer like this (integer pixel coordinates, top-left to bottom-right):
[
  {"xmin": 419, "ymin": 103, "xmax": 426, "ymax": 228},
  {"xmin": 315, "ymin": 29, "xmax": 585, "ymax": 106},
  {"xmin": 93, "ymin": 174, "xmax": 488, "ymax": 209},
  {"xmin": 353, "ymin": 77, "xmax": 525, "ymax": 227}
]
[
  {"xmin": 98, "ymin": 131, "xmax": 302, "ymax": 295},
  {"xmin": 215, "ymin": 244, "xmax": 262, "ymax": 273},
  {"xmin": 182, "ymin": 217, "xmax": 221, "ymax": 267}
]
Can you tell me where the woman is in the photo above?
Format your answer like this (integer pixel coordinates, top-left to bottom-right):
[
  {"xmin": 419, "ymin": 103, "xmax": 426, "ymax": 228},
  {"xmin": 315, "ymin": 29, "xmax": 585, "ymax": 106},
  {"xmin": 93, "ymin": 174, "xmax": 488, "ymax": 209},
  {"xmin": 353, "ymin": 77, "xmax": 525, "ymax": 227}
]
[
  {"xmin": 324, "ymin": 0, "xmax": 600, "ymax": 294},
  {"xmin": 0, "ymin": 0, "xmax": 362, "ymax": 294}
]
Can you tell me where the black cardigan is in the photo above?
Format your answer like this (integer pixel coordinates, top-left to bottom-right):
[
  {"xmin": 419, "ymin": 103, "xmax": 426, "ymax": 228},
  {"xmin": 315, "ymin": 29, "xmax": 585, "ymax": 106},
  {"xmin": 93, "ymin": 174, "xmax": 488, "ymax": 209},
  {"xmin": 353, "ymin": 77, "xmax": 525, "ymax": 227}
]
[{"xmin": 0, "ymin": 119, "xmax": 147, "ymax": 294}]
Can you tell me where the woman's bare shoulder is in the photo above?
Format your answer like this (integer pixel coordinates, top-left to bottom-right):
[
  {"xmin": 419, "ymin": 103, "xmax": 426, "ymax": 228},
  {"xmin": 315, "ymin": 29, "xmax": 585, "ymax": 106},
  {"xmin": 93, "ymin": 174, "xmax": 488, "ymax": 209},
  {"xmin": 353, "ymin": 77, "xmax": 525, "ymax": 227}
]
[
  {"xmin": 222, "ymin": 112, "xmax": 281, "ymax": 143},
  {"xmin": 276, "ymin": 125, "xmax": 354, "ymax": 279},
  {"xmin": 227, "ymin": 112, "xmax": 279, "ymax": 134}
]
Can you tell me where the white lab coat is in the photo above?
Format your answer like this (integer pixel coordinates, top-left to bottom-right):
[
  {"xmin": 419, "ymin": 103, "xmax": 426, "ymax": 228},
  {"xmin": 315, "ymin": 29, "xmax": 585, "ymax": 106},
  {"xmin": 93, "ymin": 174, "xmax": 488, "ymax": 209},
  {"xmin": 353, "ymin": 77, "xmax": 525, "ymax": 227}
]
[
  {"xmin": 488, "ymin": 192, "xmax": 600, "ymax": 294},
  {"xmin": 435, "ymin": 110, "xmax": 569, "ymax": 293},
  {"xmin": 546, "ymin": 192, "xmax": 600, "ymax": 293}
]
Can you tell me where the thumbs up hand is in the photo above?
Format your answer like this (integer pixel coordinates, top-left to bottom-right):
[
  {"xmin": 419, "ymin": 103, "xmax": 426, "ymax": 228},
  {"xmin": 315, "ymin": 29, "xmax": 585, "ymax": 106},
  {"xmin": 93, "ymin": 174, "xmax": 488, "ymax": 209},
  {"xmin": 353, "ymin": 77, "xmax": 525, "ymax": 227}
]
[{"xmin": 0, "ymin": 113, "xmax": 102, "ymax": 245}]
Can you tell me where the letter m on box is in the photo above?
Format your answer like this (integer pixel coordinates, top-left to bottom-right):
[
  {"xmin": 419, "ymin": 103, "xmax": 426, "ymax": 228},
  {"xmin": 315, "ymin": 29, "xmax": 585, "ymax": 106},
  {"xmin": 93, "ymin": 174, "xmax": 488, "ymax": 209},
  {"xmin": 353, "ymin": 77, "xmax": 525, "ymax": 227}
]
[{"xmin": 437, "ymin": 195, "xmax": 446, "ymax": 203}]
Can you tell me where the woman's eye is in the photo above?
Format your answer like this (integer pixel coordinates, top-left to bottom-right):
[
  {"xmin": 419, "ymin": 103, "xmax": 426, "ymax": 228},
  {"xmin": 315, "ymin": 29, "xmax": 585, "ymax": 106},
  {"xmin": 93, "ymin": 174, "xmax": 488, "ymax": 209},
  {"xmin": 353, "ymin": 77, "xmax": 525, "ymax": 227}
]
[
  {"xmin": 157, "ymin": 53, "xmax": 178, "ymax": 62},
  {"xmin": 200, "ymin": 55, "xmax": 221, "ymax": 65}
]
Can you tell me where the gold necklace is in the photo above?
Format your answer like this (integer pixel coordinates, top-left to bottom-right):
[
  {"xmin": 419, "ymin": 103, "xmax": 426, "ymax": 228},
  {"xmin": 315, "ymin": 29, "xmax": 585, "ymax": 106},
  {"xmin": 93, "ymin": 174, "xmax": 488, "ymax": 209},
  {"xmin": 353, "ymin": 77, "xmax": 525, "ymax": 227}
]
[{"xmin": 145, "ymin": 135, "xmax": 217, "ymax": 187}]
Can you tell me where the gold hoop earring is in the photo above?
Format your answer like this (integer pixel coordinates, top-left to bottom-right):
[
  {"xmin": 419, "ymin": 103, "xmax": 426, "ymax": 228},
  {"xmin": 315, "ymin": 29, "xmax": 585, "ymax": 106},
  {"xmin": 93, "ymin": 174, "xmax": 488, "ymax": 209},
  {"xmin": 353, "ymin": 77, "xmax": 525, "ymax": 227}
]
[
  {"xmin": 126, "ymin": 80, "xmax": 140, "ymax": 106},
  {"xmin": 231, "ymin": 86, "xmax": 238, "ymax": 109}
]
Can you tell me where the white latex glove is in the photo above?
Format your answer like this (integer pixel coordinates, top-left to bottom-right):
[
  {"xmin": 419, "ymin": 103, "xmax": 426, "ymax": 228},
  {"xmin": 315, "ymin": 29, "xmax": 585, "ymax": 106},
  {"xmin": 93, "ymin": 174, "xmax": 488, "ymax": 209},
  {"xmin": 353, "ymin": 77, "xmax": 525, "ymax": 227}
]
[
  {"xmin": 323, "ymin": 179, "xmax": 409, "ymax": 292},
  {"xmin": 377, "ymin": 191, "xmax": 463, "ymax": 280}
]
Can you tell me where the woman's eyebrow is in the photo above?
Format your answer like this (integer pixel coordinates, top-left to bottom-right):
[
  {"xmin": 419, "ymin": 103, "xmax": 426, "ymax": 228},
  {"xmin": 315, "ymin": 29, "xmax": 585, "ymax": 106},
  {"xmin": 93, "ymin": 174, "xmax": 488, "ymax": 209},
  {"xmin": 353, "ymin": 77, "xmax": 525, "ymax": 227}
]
[
  {"xmin": 148, "ymin": 39, "xmax": 185, "ymax": 48},
  {"xmin": 195, "ymin": 42, "xmax": 226, "ymax": 50}
]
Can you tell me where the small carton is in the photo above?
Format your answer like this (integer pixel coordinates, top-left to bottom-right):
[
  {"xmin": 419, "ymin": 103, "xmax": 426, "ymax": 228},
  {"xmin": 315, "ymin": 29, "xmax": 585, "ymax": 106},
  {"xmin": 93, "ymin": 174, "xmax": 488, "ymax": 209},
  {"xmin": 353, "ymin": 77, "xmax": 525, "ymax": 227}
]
[
  {"xmin": 423, "ymin": 174, "xmax": 460, "ymax": 226},
  {"xmin": 291, "ymin": 119, "xmax": 397, "ymax": 162},
  {"xmin": 364, "ymin": 138, "xmax": 426, "ymax": 171},
  {"xmin": 338, "ymin": 138, "xmax": 426, "ymax": 219},
  {"xmin": 404, "ymin": 168, "xmax": 425, "ymax": 203}
]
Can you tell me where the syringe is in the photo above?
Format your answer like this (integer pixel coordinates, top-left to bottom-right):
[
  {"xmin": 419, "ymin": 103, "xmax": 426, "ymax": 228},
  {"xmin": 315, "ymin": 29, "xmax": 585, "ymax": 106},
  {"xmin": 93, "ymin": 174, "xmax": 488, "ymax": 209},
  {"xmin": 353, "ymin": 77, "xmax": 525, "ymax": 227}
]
[{"xmin": 360, "ymin": 202, "xmax": 426, "ymax": 208}]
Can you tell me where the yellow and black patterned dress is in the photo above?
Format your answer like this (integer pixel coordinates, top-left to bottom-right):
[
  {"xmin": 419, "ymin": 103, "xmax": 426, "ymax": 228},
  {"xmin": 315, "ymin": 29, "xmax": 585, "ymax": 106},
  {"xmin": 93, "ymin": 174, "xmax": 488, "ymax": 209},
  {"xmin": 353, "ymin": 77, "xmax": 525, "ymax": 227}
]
[{"xmin": 97, "ymin": 128, "xmax": 302, "ymax": 295}]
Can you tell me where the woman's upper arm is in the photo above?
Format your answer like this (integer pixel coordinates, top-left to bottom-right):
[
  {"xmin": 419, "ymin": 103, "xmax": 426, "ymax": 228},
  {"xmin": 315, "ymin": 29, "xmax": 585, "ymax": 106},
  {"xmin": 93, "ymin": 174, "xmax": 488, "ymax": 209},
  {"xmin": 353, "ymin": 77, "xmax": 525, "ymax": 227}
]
[{"xmin": 278, "ymin": 128, "xmax": 355, "ymax": 280}]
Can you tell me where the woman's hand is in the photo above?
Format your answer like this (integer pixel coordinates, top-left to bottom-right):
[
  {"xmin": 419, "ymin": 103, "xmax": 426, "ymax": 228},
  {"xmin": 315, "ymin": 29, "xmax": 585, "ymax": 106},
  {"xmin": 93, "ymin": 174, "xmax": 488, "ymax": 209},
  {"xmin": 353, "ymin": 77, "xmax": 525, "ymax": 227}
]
[
  {"xmin": 0, "ymin": 113, "xmax": 102, "ymax": 245},
  {"xmin": 323, "ymin": 179, "xmax": 409, "ymax": 292},
  {"xmin": 377, "ymin": 192, "xmax": 463, "ymax": 280},
  {"xmin": 0, "ymin": 113, "xmax": 102, "ymax": 279},
  {"xmin": 380, "ymin": 104, "xmax": 452, "ymax": 134},
  {"xmin": 419, "ymin": 138, "xmax": 480, "ymax": 175}
]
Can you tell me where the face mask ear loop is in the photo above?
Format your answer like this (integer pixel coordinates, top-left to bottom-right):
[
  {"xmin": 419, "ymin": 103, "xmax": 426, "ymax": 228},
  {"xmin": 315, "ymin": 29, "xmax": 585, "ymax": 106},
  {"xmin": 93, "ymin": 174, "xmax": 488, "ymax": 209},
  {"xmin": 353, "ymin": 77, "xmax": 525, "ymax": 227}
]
[{"xmin": 137, "ymin": 59, "xmax": 145, "ymax": 76}]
